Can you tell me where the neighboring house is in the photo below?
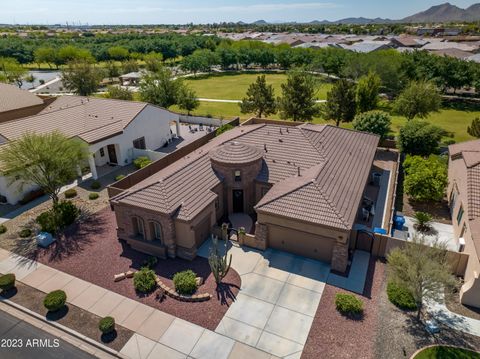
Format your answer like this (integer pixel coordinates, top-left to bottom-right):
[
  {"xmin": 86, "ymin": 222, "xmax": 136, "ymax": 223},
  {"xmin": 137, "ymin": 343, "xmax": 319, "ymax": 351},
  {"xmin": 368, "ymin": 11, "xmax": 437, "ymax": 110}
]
[
  {"xmin": 340, "ymin": 41, "xmax": 395, "ymax": 53},
  {"xmin": 448, "ymin": 140, "xmax": 480, "ymax": 308},
  {"xmin": 0, "ymin": 83, "xmax": 51, "ymax": 122},
  {"xmin": 431, "ymin": 48, "xmax": 474, "ymax": 60},
  {"xmin": 391, "ymin": 36, "xmax": 427, "ymax": 48},
  {"xmin": 421, "ymin": 41, "xmax": 478, "ymax": 53},
  {"xmin": 111, "ymin": 123, "xmax": 379, "ymax": 273},
  {"xmin": 0, "ymin": 95, "xmax": 181, "ymax": 204}
]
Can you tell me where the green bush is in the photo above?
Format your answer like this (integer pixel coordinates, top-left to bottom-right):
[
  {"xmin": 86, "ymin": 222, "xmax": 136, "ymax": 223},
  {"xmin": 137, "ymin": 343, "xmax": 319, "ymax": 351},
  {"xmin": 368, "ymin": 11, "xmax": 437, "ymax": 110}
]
[
  {"xmin": 133, "ymin": 267, "xmax": 157, "ymax": 293},
  {"xmin": 90, "ymin": 180, "xmax": 101, "ymax": 190},
  {"xmin": 36, "ymin": 211, "xmax": 58, "ymax": 234},
  {"xmin": 398, "ymin": 120, "xmax": 445, "ymax": 156},
  {"xmin": 133, "ymin": 156, "xmax": 152, "ymax": 169},
  {"xmin": 387, "ymin": 281, "xmax": 417, "ymax": 310},
  {"xmin": 0, "ymin": 274, "xmax": 15, "ymax": 291},
  {"xmin": 89, "ymin": 193, "xmax": 99, "ymax": 200},
  {"xmin": 54, "ymin": 201, "xmax": 79, "ymax": 226},
  {"xmin": 216, "ymin": 124, "xmax": 234, "ymax": 136},
  {"xmin": 19, "ymin": 228, "xmax": 32, "ymax": 238},
  {"xmin": 352, "ymin": 111, "xmax": 391, "ymax": 140},
  {"xmin": 403, "ymin": 155, "xmax": 447, "ymax": 202},
  {"xmin": 173, "ymin": 270, "xmax": 197, "ymax": 295},
  {"xmin": 98, "ymin": 316, "xmax": 115, "ymax": 334},
  {"xmin": 115, "ymin": 174, "xmax": 126, "ymax": 181},
  {"xmin": 0, "ymin": 225, "xmax": 7, "ymax": 234},
  {"xmin": 43, "ymin": 290, "xmax": 67, "ymax": 312},
  {"xmin": 335, "ymin": 293, "xmax": 363, "ymax": 316},
  {"xmin": 142, "ymin": 256, "xmax": 158, "ymax": 269},
  {"xmin": 64, "ymin": 189, "xmax": 77, "ymax": 199}
]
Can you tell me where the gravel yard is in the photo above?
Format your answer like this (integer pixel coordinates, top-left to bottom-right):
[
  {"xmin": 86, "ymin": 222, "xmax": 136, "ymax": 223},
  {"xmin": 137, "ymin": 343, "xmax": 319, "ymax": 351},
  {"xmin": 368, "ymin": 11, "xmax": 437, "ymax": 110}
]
[{"xmin": 32, "ymin": 208, "xmax": 241, "ymax": 331}]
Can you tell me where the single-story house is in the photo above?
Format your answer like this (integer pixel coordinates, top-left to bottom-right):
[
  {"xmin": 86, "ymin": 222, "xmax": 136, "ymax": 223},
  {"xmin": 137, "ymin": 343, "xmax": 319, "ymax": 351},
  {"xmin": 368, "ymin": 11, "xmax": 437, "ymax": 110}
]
[
  {"xmin": 448, "ymin": 140, "xmax": 480, "ymax": 308},
  {"xmin": 0, "ymin": 95, "xmax": 181, "ymax": 204},
  {"xmin": 111, "ymin": 123, "xmax": 379, "ymax": 273},
  {"xmin": 0, "ymin": 83, "xmax": 51, "ymax": 122}
]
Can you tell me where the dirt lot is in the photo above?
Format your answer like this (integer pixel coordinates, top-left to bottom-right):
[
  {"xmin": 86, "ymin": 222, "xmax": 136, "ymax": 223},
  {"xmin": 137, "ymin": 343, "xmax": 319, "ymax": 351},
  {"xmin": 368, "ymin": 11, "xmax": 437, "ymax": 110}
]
[{"xmin": 30, "ymin": 208, "xmax": 240, "ymax": 331}]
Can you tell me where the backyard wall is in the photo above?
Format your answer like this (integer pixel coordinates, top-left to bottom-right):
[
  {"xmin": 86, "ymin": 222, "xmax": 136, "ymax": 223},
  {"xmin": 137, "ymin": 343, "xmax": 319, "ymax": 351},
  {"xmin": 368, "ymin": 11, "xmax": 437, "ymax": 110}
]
[{"xmin": 180, "ymin": 115, "xmax": 228, "ymax": 127}]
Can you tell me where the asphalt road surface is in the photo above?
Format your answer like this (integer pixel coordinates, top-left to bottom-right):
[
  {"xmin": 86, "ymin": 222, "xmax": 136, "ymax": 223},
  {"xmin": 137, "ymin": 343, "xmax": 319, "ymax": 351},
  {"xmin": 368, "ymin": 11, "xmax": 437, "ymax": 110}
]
[{"xmin": 0, "ymin": 309, "xmax": 96, "ymax": 359}]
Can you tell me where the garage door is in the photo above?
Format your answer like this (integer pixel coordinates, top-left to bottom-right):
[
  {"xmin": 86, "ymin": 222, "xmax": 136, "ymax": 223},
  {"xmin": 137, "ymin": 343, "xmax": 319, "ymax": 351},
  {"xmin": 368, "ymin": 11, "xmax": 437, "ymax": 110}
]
[
  {"xmin": 268, "ymin": 224, "xmax": 334, "ymax": 263},
  {"xmin": 194, "ymin": 217, "xmax": 211, "ymax": 247}
]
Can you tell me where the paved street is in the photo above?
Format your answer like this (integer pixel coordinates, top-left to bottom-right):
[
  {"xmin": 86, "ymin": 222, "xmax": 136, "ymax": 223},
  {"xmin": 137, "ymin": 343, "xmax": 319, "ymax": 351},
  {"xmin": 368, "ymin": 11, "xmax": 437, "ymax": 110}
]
[{"xmin": 0, "ymin": 309, "xmax": 96, "ymax": 359}]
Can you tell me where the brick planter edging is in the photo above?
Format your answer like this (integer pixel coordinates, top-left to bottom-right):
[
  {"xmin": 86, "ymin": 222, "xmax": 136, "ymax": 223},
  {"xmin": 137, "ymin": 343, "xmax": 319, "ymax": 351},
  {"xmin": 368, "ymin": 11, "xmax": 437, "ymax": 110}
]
[
  {"xmin": 155, "ymin": 278, "xmax": 211, "ymax": 302},
  {"xmin": 0, "ymin": 297, "xmax": 126, "ymax": 359},
  {"xmin": 409, "ymin": 344, "xmax": 480, "ymax": 359}
]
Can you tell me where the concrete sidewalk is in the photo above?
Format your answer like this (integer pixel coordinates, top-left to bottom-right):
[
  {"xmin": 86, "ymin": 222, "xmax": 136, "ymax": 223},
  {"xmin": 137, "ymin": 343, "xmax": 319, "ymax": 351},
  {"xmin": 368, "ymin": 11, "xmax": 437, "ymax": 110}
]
[{"xmin": 0, "ymin": 248, "xmax": 276, "ymax": 359}]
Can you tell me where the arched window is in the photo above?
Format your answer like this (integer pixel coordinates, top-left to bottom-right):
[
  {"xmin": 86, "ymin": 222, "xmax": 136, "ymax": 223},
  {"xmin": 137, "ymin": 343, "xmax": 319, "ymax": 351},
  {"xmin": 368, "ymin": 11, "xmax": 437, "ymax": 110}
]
[
  {"xmin": 132, "ymin": 217, "xmax": 145, "ymax": 239},
  {"xmin": 149, "ymin": 221, "xmax": 163, "ymax": 242}
]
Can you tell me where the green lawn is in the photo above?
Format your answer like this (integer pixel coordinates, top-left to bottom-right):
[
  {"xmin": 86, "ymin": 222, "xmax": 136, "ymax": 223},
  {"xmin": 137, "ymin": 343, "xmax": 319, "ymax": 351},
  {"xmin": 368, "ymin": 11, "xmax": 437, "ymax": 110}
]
[
  {"xmin": 414, "ymin": 346, "xmax": 480, "ymax": 359},
  {"xmin": 183, "ymin": 72, "xmax": 332, "ymax": 101}
]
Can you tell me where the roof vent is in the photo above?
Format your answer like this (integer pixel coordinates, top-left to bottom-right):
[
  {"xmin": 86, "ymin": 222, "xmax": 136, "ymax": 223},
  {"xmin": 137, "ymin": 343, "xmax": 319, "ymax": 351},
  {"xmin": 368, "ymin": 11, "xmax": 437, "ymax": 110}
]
[
  {"xmin": 286, "ymin": 128, "xmax": 289, "ymax": 133},
  {"xmin": 264, "ymin": 144, "xmax": 268, "ymax": 152},
  {"xmin": 297, "ymin": 167, "xmax": 301, "ymax": 176},
  {"xmin": 280, "ymin": 128, "xmax": 283, "ymax": 135},
  {"xmin": 279, "ymin": 138, "xmax": 283, "ymax": 143}
]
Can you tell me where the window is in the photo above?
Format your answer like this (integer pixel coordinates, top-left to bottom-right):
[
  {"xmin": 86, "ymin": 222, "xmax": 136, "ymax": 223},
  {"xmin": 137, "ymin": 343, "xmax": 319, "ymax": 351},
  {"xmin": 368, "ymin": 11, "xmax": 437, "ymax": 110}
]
[
  {"xmin": 460, "ymin": 224, "xmax": 467, "ymax": 238},
  {"xmin": 99, "ymin": 148, "xmax": 105, "ymax": 157},
  {"xmin": 133, "ymin": 137, "xmax": 146, "ymax": 150},
  {"xmin": 149, "ymin": 222, "xmax": 162, "ymax": 242},
  {"xmin": 234, "ymin": 170, "xmax": 241, "ymax": 182},
  {"xmin": 449, "ymin": 188, "xmax": 457, "ymax": 213},
  {"xmin": 132, "ymin": 217, "xmax": 145, "ymax": 239},
  {"xmin": 457, "ymin": 205, "xmax": 464, "ymax": 225}
]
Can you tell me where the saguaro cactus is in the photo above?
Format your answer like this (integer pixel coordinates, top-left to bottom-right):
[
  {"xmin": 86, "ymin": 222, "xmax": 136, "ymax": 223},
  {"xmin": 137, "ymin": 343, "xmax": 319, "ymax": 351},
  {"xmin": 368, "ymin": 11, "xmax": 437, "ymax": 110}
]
[{"xmin": 208, "ymin": 235, "xmax": 232, "ymax": 285}]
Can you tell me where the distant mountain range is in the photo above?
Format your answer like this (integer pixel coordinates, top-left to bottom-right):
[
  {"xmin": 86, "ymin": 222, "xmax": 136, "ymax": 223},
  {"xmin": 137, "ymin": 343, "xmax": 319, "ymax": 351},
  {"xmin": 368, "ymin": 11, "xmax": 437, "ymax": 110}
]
[{"xmin": 243, "ymin": 2, "xmax": 480, "ymax": 25}]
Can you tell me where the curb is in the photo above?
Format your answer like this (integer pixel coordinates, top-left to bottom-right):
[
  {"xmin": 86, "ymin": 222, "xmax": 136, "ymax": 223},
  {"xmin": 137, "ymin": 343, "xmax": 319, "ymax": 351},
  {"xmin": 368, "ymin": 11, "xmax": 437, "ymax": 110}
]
[{"xmin": 0, "ymin": 297, "xmax": 128, "ymax": 359}]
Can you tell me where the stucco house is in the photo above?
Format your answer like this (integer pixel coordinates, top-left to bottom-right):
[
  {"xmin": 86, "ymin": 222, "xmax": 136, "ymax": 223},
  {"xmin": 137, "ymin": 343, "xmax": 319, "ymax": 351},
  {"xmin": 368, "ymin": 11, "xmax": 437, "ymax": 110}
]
[
  {"xmin": 448, "ymin": 140, "xmax": 480, "ymax": 308},
  {"xmin": 111, "ymin": 123, "xmax": 379, "ymax": 272},
  {"xmin": 0, "ymin": 95, "xmax": 181, "ymax": 204}
]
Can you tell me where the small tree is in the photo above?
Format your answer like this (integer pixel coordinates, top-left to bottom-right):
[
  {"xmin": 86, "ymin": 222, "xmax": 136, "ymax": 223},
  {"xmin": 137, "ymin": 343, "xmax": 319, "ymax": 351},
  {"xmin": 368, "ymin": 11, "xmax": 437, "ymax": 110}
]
[
  {"xmin": 208, "ymin": 235, "xmax": 232, "ymax": 285},
  {"xmin": 393, "ymin": 81, "xmax": 441, "ymax": 120},
  {"xmin": 139, "ymin": 67, "xmax": 180, "ymax": 108},
  {"xmin": 403, "ymin": 155, "xmax": 448, "ymax": 202},
  {"xmin": 414, "ymin": 212, "xmax": 433, "ymax": 233},
  {"xmin": 387, "ymin": 235, "xmax": 455, "ymax": 319},
  {"xmin": 62, "ymin": 61, "xmax": 104, "ymax": 96},
  {"xmin": 122, "ymin": 59, "xmax": 139, "ymax": 74},
  {"xmin": 143, "ymin": 52, "xmax": 163, "ymax": 73},
  {"xmin": 352, "ymin": 111, "xmax": 391, "ymax": 140},
  {"xmin": 2, "ymin": 131, "xmax": 89, "ymax": 206},
  {"xmin": 467, "ymin": 117, "xmax": 480, "ymax": 138},
  {"xmin": 107, "ymin": 46, "xmax": 129, "ymax": 61},
  {"xmin": 105, "ymin": 86, "xmax": 133, "ymax": 101},
  {"xmin": 398, "ymin": 120, "xmax": 445, "ymax": 156},
  {"xmin": 239, "ymin": 75, "xmax": 276, "ymax": 118},
  {"xmin": 323, "ymin": 79, "xmax": 357, "ymax": 126},
  {"xmin": 0, "ymin": 57, "xmax": 27, "ymax": 87},
  {"xmin": 356, "ymin": 72, "xmax": 381, "ymax": 113},
  {"xmin": 177, "ymin": 83, "xmax": 199, "ymax": 115},
  {"xmin": 277, "ymin": 68, "xmax": 319, "ymax": 121}
]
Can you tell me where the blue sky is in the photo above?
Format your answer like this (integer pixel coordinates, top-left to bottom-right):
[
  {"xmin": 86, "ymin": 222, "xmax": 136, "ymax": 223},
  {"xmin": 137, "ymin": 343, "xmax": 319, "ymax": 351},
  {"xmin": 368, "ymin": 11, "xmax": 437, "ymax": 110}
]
[{"xmin": 1, "ymin": 1, "xmax": 479, "ymax": 25}]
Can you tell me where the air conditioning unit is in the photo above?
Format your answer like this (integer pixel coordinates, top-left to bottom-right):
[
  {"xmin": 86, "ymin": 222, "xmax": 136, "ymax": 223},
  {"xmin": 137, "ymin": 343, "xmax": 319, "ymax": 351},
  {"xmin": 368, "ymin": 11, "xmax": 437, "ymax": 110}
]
[{"xmin": 459, "ymin": 237, "xmax": 466, "ymax": 252}]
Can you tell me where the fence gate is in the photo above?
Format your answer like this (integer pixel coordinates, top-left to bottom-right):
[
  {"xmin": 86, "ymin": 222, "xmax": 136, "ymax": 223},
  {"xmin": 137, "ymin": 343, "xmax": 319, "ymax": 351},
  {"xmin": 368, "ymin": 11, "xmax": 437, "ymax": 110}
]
[{"xmin": 356, "ymin": 230, "xmax": 374, "ymax": 252}]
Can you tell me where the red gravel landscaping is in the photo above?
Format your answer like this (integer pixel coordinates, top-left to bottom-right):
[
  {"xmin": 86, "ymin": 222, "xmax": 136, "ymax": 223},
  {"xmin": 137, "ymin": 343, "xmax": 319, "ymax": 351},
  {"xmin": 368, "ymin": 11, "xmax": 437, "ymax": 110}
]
[
  {"xmin": 302, "ymin": 258, "xmax": 385, "ymax": 359},
  {"xmin": 32, "ymin": 208, "xmax": 241, "ymax": 331}
]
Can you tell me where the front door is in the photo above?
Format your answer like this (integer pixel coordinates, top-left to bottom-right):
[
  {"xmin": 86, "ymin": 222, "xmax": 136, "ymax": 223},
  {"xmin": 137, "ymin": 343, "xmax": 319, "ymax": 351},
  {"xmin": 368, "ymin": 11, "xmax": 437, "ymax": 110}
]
[
  {"xmin": 107, "ymin": 144, "xmax": 118, "ymax": 164},
  {"xmin": 232, "ymin": 190, "xmax": 244, "ymax": 213}
]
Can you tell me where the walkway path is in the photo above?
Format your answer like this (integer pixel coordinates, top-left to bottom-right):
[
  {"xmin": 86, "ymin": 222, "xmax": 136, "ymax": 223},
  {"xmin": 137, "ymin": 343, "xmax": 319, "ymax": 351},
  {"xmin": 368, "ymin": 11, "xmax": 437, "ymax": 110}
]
[
  {"xmin": 0, "ymin": 248, "xmax": 275, "ymax": 359},
  {"xmin": 327, "ymin": 250, "xmax": 371, "ymax": 294},
  {"xmin": 198, "ymin": 239, "xmax": 330, "ymax": 358}
]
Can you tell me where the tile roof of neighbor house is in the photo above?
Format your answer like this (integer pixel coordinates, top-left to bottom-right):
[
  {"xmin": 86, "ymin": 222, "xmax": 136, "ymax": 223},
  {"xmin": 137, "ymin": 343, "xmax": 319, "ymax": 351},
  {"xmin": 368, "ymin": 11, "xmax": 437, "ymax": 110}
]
[
  {"xmin": 431, "ymin": 48, "xmax": 474, "ymax": 60},
  {"xmin": 113, "ymin": 123, "xmax": 379, "ymax": 230},
  {"xmin": 0, "ymin": 95, "xmax": 149, "ymax": 144},
  {"xmin": 449, "ymin": 140, "xmax": 480, "ymax": 257},
  {"xmin": 422, "ymin": 41, "xmax": 478, "ymax": 52},
  {"xmin": 0, "ymin": 83, "xmax": 44, "ymax": 113}
]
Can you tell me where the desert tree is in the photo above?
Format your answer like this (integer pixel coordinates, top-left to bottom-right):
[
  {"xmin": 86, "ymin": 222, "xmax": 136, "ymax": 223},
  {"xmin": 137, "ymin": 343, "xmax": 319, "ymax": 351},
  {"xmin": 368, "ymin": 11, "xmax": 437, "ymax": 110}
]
[
  {"xmin": 143, "ymin": 52, "xmax": 164, "ymax": 73},
  {"xmin": 393, "ymin": 80, "xmax": 441, "ymax": 120},
  {"xmin": 356, "ymin": 72, "xmax": 381, "ymax": 113},
  {"xmin": 323, "ymin": 78, "xmax": 356, "ymax": 126},
  {"xmin": 1, "ymin": 131, "xmax": 89, "ymax": 206},
  {"xmin": 387, "ymin": 235, "xmax": 455, "ymax": 319},
  {"xmin": 139, "ymin": 67, "xmax": 181, "ymax": 108},
  {"xmin": 177, "ymin": 83, "xmax": 200, "ymax": 115},
  {"xmin": 239, "ymin": 75, "xmax": 276, "ymax": 118},
  {"xmin": 277, "ymin": 68, "xmax": 319, "ymax": 121},
  {"xmin": 62, "ymin": 60, "xmax": 104, "ymax": 96},
  {"xmin": 105, "ymin": 86, "xmax": 133, "ymax": 101}
]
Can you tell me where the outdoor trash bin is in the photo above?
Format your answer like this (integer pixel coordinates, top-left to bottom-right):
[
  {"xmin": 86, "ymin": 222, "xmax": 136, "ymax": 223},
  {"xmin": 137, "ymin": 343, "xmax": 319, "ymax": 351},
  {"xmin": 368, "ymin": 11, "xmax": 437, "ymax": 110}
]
[
  {"xmin": 36, "ymin": 232, "xmax": 55, "ymax": 248},
  {"xmin": 393, "ymin": 215, "xmax": 405, "ymax": 230}
]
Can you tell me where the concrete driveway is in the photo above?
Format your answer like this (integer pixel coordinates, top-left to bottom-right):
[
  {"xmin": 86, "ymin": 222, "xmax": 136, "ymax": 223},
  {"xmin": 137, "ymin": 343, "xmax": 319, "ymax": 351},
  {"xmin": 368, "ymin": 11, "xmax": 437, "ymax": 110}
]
[{"xmin": 197, "ymin": 239, "xmax": 330, "ymax": 358}]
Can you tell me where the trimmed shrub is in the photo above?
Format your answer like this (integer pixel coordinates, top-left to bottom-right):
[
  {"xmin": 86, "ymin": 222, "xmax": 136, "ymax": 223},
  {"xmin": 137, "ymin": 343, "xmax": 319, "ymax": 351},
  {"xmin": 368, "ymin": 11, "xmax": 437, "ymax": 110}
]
[
  {"xmin": 133, "ymin": 156, "xmax": 152, "ymax": 169},
  {"xmin": 387, "ymin": 281, "xmax": 417, "ymax": 310},
  {"xmin": 36, "ymin": 211, "xmax": 58, "ymax": 234},
  {"xmin": 0, "ymin": 274, "xmax": 15, "ymax": 291},
  {"xmin": 64, "ymin": 189, "xmax": 78, "ymax": 199},
  {"xmin": 335, "ymin": 293, "xmax": 363, "ymax": 316},
  {"xmin": 0, "ymin": 225, "xmax": 7, "ymax": 234},
  {"xmin": 89, "ymin": 193, "xmax": 100, "ymax": 200},
  {"xmin": 173, "ymin": 270, "xmax": 197, "ymax": 295},
  {"xmin": 54, "ymin": 201, "xmax": 79, "ymax": 226},
  {"xmin": 115, "ymin": 174, "xmax": 126, "ymax": 181},
  {"xmin": 43, "ymin": 290, "xmax": 67, "ymax": 312},
  {"xmin": 142, "ymin": 256, "xmax": 158, "ymax": 269},
  {"xmin": 99, "ymin": 316, "xmax": 115, "ymax": 334},
  {"xmin": 90, "ymin": 180, "xmax": 101, "ymax": 190},
  {"xmin": 19, "ymin": 228, "xmax": 32, "ymax": 238},
  {"xmin": 133, "ymin": 267, "xmax": 157, "ymax": 293}
]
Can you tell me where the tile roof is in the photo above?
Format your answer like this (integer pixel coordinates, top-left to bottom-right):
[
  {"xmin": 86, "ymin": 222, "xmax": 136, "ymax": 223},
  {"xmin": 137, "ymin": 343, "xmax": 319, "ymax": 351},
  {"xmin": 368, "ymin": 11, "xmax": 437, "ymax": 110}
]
[
  {"xmin": 0, "ymin": 83, "xmax": 44, "ymax": 113},
  {"xmin": 0, "ymin": 95, "xmax": 147, "ymax": 144},
  {"xmin": 210, "ymin": 141, "xmax": 263, "ymax": 165},
  {"xmin": 114, "ymin": 123, "xmax": 379, "ymax": 229}
]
